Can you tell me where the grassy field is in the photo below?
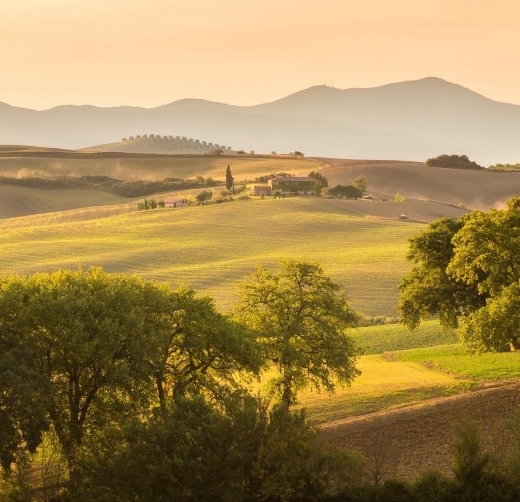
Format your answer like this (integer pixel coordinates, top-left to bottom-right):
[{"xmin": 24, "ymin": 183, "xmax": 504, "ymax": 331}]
[
  {"xmin": 351, "ymin": 320, "xmax": 458, "ymax": 355},
  {"xmin": 299, "ymin": 322, "xmax": 520, "ymax": 424},
  {"xmin": 0, "ymin": 196, "xmax": 422, "ymax": 315}
]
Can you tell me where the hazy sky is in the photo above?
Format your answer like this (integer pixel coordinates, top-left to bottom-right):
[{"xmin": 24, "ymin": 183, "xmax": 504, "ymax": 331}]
[{"xmin": 2, "ymin": 0, "xmax": 519, "ymax": 109}]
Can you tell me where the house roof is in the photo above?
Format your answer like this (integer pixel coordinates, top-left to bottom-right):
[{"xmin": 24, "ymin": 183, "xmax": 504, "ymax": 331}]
[{"xmin": 270, "ymin": 176, "xmax": 315, "ymax": 182}]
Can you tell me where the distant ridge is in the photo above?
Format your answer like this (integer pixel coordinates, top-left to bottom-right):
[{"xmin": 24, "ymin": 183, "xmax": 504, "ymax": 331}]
[
  {"xmin": 1, "ymin": 77, "xmax": 520, "ymax": 164},
  {"xmin": 85, "ymin": 134, "xmax": 235, "ymax": 154}
]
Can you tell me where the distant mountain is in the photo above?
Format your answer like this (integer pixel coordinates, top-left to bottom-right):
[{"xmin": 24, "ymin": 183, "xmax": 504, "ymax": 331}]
[{"xmin": 2, "ymin": 77, "xmax": 520, "ymax": 164}]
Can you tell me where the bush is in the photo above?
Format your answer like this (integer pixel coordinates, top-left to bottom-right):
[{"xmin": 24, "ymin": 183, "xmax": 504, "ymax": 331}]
[{"xmin": 426, "ymin": 154, "xmax": 483, "ymax": 170}]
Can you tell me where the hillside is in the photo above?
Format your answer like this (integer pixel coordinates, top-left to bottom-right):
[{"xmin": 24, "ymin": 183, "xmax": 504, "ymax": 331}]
[
  {"xmin": 2, "ymin": 78, "xmax": 520, "ymax": 164},
  {"xmin": 3, "ymin": 148, "xmax": 520, "ymax": 483},
  {"xmin": 320, "ymin": 382, "xmax": 520, "ymax": 480},
  {"xmin": 85, "ymin": 134, "xmax": 235, "ymax": 154},
  {"xmin": 2, "ymin": 148, "xmax": 520, "ymax": 220}
]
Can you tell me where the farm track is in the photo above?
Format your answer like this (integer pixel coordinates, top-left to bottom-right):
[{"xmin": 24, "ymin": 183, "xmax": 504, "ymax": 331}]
[{"xmin": 319, "ymin": 381, "xmax": 520, "ymax": 480}]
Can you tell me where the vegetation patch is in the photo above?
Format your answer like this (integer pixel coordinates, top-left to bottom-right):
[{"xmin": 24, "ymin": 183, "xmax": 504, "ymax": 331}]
[{"xmin": 393, "ymin": 344, "xmax": 520, "ymax": 381}]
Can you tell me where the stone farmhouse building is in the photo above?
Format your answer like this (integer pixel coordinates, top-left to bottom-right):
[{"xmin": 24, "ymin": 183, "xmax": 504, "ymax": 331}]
[
  {"xmin": 250, "ymin": 185, "xmax": 273, "ymax": 196},
  {"xmin": 268, "ymin": 176, "xmax": 322, "ymax": 193},
  {"xmin": 163, "ymin": 197, "xmax": 189, "ymax": 208}
]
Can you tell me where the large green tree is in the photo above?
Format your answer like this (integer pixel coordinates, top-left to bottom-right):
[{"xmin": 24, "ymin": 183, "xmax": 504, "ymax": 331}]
[
  {"xmin": 234, "ymin": 259, "xmax": 359, "ymax": 409},
  {"xmin": 153, "ymin": 286, "xmax": 261, "ymax": 420},
  {"xmin": 0, "ymin": 268, "xmax": 174, "ymax": 478},
  {"xmin": 399, "ymin": 197, "xmax": 520, "ymax": 351}
]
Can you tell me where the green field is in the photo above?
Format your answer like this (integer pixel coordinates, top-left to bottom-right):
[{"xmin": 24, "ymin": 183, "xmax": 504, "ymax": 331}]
[
  {"xmin": 299, "ymin": 322, "xmax": 520, "ymax": 424},
  {"xmin": 0, "ymin": 196, "xmax": 421, "ymax": 315}
]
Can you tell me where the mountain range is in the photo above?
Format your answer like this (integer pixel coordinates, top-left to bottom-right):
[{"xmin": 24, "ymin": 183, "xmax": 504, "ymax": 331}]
[{"xmin": 2, "ymin": 77, "xmax": 520, "ymax": 165}]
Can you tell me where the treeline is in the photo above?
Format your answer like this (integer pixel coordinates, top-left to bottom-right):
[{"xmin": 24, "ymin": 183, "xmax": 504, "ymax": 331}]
[
  {"xmin": 487, "ymin": 163, "xmax": 520, "ymax": 171},
  {"xmin": 0, "ymin": 175, "xmax": 219, "ymax": 197},
  {"xmin": 426, "ymin": 154, "xmax": 484, "ymax": 170},
  {"xmin": 123, "ymin": 133, "xmax": 233, "ymax": 152}
]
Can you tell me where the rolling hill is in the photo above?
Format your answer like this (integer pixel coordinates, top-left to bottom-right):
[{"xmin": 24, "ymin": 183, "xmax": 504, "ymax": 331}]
[
  {"xmin": 2, "ymin": 77, "xmax": 520, "ymax": 165},
  {"xmin": 2, "ymin": 147, "xmax": 520, "ymax": 481}
]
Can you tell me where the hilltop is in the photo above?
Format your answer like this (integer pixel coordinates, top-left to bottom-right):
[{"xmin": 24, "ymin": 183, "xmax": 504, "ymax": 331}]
[
  {"xmin": 85, "ymin": 134, "xmax": 236, "ymax": 154},
  {"xmin": 2, "ymin": 77, "xmax": 520, "ymax": 164}
]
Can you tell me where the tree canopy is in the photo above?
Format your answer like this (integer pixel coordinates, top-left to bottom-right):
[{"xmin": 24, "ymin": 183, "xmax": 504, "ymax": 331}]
[
  {"xmin": 234, "ymin": 259, "xmax": 359, "ymax": 408},
  {"xmin": 327, "ymin": 184, "xmax": 363, "ymax": 199},
  {"xmin": 0, "ymin": 264, "xmax": 364, "ymax": 500},
  {"xmin": 399, "ymin": 197, "xmax": 520, "ymax": 352},
  {"xmin": 225, "ymin": 165, "xmax": 234, "ymax": 190},
  {"xmin": 425, "ymin": 154, "xmax": 483, "ymax": 170}
]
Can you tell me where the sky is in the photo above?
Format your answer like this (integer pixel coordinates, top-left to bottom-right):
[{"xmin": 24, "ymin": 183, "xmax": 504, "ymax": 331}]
[{"xmin": 2, "ymin": 0, "xmax": 520, "ymax": 109}]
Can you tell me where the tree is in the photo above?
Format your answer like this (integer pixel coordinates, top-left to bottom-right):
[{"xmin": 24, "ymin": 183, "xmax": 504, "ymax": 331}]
[
  {"xmin": 195, "ymin": 189, "xmax": 213, "ymax": 204},
  {"xmin": 426, "ymin": 154, "xmax": 483, "ymax": 170},
  {"xmin": 399, "ymin": 197, "xmax": 520, "ymax": 352},
  {"xmin": 0, "ymin": 268, "xmax": 173, "ymax": 480},
  {"xmin": 234, "ymin": 259, "xmax": 359, "ymax": 409},
  {"xmin": 153, "ymin": 286, "xmax": 261, "ymax": 416},
  {"xmin": 308, "ymin": 171, "xmax": 328, "ymax": 187},
  {"xmin": 327, "ymin": 184, "xmax": 363, "ymax": 199},
  {"xmin": 353, "ymin": 175, "xmax": 368, "ymax": 194},
  {"xmin": 225, "ymin": 165, "xmax": 234, "ymax": 190}
]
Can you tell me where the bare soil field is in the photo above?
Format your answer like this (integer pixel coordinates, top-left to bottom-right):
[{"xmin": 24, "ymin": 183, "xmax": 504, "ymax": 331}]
[
  {"xmin": 317, "ymin": 158, "xmax": 520, "ymax": 211},
  {"xmin": 320, "ymin": 382, "xmax": 520, "ymax": 481}
]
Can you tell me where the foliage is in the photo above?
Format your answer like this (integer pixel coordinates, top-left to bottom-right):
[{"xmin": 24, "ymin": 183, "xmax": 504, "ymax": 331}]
[
  {"xmin": 225, "ymin": 165, "xmax": 234, "ymax": 190},
  {"xmin": 0, "ymin": 175, "xmax": 219, "ymax": 199},
  {"xmin": 353, "ymin": 175, "xmax": 368, "ymax": 194},
  {"xmin": 399, "ymin": 198, "xmax": 520, "ymax": 352},
  {"xmin": 426, "ymin": 154, "xmax": 483, "ymax": 170},
  {"xmin": 254, "ymin": 172, "xmax": 293, "ymax": 183},
  {"xmin": 195, "ymin": 189, "xmax": 213, "ymax": 204},
  {"xmin": 152, "ymin": 286, "xmax": 261, "ymax": 411},
  {"xmin": 308, "ymin": 171, "xmax": 328, "ymax": 187},
  {"xmin": 327, "ymin": 184, "xmax": 363, "ymax": 199},
  {"xmin": 137, "ymin": 198, "xmax": 161, "ymax": 210},
  {"xmin": 487, "ymin": 163, "xmax": 520, "ymax": 171},
  {"xmin": 234, "ymin": 259, "xmax": 359, "ymax": 408},
  {"xmin": 0, "ymin": 268, "xmax": 176, "ymax": 478}
]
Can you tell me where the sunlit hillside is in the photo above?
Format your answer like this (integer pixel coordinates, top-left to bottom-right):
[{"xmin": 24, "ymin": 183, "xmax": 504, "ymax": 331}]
[{"xmin": 0, "ymin": 196, "xmax": 423, "ymax": 316}]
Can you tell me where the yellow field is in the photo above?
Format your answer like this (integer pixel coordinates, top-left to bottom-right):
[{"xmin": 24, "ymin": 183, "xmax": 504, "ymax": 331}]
[{"xmin": 0, "ymin": 196, "xmax": 421, "ymax": 315}]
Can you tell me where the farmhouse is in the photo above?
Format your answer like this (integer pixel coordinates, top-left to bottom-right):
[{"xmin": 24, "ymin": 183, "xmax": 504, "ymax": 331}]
[
  {"xmin": 163, "ymin": 196, "xmax": 189, "ymax": 208},
  {"xmin": 251, "ymin": 185, "xmax": 272, "ymax": 196},
  {"xmin": 268, "ymin": 176, "xmax": 321, "ymax": 193}
]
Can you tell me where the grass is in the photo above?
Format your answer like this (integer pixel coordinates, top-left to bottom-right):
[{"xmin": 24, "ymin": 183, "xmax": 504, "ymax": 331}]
[
  {"xmin": 393, "ymin": 344, "xmax": 520, "ymax": 381},
  {"xmin": 299, "ymin": 323, "xmax": 520, "ymax": 424},
  {"xmin": 0, "ymin": 185, "xmax": 130, "ymax": 219},
  {"xmin": 299, "ymin": 354, "xmax": 471, "ymax": 424},
  {"xmin": 352, "ymin": 320, "xmax": 458, "ymax": 355},
  {"xmin": 0, "ymin": 197, "xmax": 421, "ymax": 315}
]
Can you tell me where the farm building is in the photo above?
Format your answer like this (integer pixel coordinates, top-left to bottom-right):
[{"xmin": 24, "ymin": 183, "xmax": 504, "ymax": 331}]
[
  {"xmin": 268, "ymin": 176, "xmax": 322, "ymax": 192},
  {"xmin": 251, "ymin": 185, "xmax": 272, "ymax": 196},
  {"xmin": 163, "ymin": 197, "xmax": 189, "ymax": 208}
]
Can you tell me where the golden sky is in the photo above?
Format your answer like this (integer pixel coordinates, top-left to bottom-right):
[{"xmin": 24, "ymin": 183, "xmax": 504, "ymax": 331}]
[{"xmin": 2, "ymin": 0, "xmax": 519, "ymax": 109}]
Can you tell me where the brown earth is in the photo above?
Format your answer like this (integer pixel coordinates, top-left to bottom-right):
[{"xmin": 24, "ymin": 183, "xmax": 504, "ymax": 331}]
[
  {"xmin": 316, "ymin": 158, "xmax": 520, "ymax": 212},
  {"xmin": 319, "ymin": 382, "xmax": 520, "ymax": 481}
]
